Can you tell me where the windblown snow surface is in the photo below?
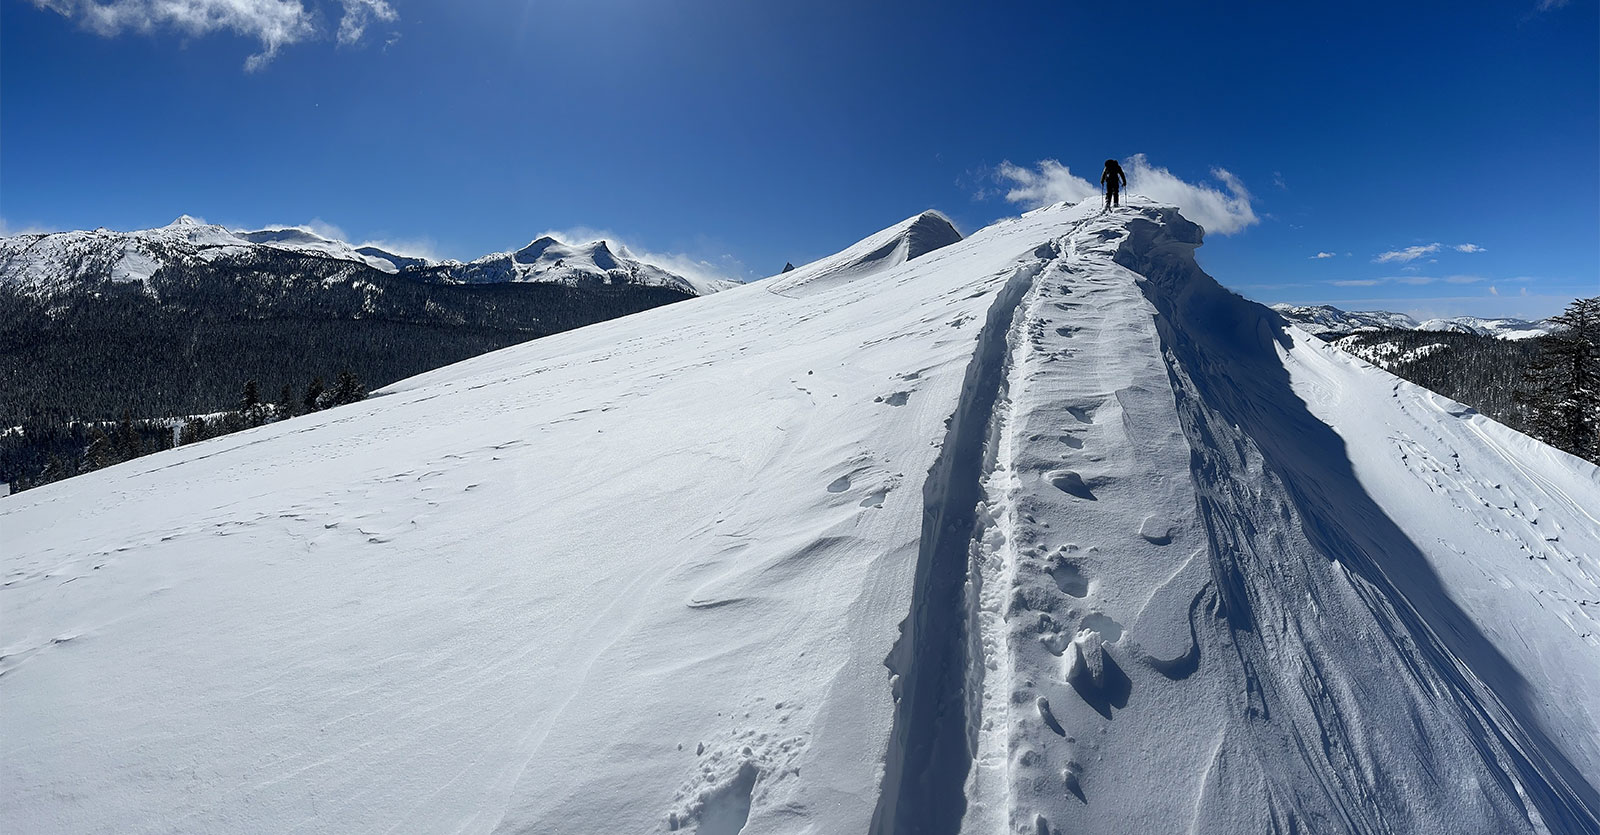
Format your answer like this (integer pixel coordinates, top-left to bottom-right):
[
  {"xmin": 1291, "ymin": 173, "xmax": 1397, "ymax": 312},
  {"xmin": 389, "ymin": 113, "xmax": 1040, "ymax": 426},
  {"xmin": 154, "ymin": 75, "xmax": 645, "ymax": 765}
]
[{"xmin": 3, "ymin": 200, "xmax": 1597, "ymax": 835}]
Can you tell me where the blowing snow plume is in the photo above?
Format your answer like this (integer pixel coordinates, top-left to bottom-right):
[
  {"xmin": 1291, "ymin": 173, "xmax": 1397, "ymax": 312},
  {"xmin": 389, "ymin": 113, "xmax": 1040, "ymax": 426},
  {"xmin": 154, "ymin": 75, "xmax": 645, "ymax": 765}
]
[{"xmin": 3, "ymin": 197, "xmax": 1595, "ymax": 834}]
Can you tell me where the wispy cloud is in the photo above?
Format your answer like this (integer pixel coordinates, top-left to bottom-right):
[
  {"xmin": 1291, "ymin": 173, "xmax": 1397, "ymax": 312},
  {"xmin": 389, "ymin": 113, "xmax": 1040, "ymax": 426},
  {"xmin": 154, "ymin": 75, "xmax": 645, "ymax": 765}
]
[
  {"xmin": 1124, "ymin": 154, "xmax": 1259, "ymax": 235},
  {"xmin": 28, "ymin": 0, "xmax": 397, "ymax": 70},
  {"xmin": 992, "ymin": 160, "xmax": 1097, "ymax": 207},
  {"xmin": 0, "ymin": 217, "xmax": 61, "ymax": 236},
  {"xmin": 336, "ymin": 0, "xmax": 396, "ymax": 46},
  {"xmin": 992, "ymin": 154, "xmax": 1259, "ymax": 236},
  {"xmin": 1311, "ymin": 251, "xmax": 1338, "ymax": 259},
  {"xmin": 1330, "ymin": 274, "xmax": 1486, "ymax": 287},
  {"xmin": 1374, "ymin": 243, "xmax": 1441, "ymax": 263},
  {"xmin": 1374, "ymin": 241, "xmax": 1485, "ymax": 262},
  {"xmin": 1537, "ymin": 0, "xmax": 1569, "ymax": 9},
  {"xmin": 356, "ymin": 236, "xmax": 440, "ymax": 261}
]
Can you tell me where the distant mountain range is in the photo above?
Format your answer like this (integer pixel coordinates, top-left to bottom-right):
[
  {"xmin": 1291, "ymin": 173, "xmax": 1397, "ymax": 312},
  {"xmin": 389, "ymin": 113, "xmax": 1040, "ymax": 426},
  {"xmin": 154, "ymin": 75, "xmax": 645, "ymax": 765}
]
[
  {"xmin": 1270, "ymin": 303, "xmax": 1556, "ymax": 340},
  {"xmin": 0, "ymin": 218, "xmax": 740, "ymax": 430},
  {"xmin": 0, "ymin": 216, "xmax": 738, "ymax": 301}
]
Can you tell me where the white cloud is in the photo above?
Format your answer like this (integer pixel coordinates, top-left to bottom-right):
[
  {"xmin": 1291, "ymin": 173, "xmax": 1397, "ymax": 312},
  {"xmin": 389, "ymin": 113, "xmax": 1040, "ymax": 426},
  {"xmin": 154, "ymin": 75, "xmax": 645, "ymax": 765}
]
[
  {"xmin": 539, "ymin": 227, "xmax": 746, "ymax": 285},
  {"xmin": 1375, "ymin": 243, "xmax": 1441, "ymax": 263},
  {"xmin": 1490, "ymin": 285, "xmax": 1500, "ymax": 296},
  {"xmin": 1123, "ymin": 154, "xmax": 1259, "ymax": 236},
  {"xmin": 1311, "ymin": 251, "xmax": 1337, "ymax": 259},
  {"xmin": 1375, "ymin": 241, "xmax": 1485, "ymax": 262},
  {"xmin": 1329, "ymin": 274, "xmax": 1486, "ymax": 288},
  {"xmin": 29, "ymin": 0, "xmax": 396, "ymax": 70},
  {"xmin": 993, "ymin": 160, "xmax": 1097, "ymax": 207},
  {"xmin": 1537, "ymin": 0, "xmax": 1569, "ymax": 9},
  {"xmin": 337, "ymin": 0, "xmax": 395, "ymax": 46},
  {"xmin": 993, "ymin": 154, "xmax": 1259, "ymax": 237}
]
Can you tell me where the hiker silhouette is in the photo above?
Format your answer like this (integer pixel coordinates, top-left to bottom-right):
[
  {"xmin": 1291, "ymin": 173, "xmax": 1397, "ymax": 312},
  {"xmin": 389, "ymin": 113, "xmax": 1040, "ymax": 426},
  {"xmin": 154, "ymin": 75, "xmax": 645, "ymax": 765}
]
[{"xmin": 1101, "ymin": 159, "xmax": 1127, "ymax": 209}]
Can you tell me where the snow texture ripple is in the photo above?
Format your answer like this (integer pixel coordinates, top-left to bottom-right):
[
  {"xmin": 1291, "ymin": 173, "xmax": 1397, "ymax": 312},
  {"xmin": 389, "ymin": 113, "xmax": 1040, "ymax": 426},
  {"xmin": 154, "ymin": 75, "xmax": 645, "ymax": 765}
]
[{"xmin": 2, "ymin": 200, "xmax": 1596, "ymax": 835}]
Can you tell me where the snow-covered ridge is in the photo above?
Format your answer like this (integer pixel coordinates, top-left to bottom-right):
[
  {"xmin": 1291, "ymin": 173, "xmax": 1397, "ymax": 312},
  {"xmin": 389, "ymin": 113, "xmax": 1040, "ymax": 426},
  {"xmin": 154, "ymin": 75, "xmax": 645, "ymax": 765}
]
[
  {"xmin": 764, "ymin": 209, "xmax": 961, "ymax": 296},
  {"xmin": 0, "ymin": 217, "xmax": 733, "ymax": 299},
  {"xmin": 1272, "ymin": 302, "xmax": 1556, "ymax": 340},
  {"xmin": 1269, "ymin": 303, "xmax": 1420, "ymax": 335},
  {"xmin": 1416, "ymin": 314, "xmax": 1555, "ymax": 340},
  {"xmin": 3, "ymin": 200, "xmax": 1595, "ymax": 835},
  {"xmin": 427, "ymin": 235, "xmax": 741, "ymax": 296}
]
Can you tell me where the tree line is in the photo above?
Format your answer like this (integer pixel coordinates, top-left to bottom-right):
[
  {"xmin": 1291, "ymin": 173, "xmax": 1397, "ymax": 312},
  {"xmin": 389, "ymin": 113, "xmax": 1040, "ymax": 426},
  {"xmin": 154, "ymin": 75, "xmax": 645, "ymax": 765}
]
[
  {"xmin": 1, "ymin": 248, "xmax": 698, "ymax": 493},
  {"xmin": 4, "ymin": 371, "xmax": 368, "ymax": 492},
  {"xmin": 1329, "ymin": 296, "xmax": 1598, "ymax": 465}
]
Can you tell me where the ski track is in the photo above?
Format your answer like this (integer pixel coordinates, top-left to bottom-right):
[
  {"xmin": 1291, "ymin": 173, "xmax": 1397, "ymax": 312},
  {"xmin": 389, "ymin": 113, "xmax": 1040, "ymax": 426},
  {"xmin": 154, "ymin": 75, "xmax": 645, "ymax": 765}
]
[
  {"xmin": 950, "ymin": 207, "xmax": 1600, "ymax": 834},
  {"xmin": 4, "ymin": 201, "xmax": 1597, "ymax": 835}
]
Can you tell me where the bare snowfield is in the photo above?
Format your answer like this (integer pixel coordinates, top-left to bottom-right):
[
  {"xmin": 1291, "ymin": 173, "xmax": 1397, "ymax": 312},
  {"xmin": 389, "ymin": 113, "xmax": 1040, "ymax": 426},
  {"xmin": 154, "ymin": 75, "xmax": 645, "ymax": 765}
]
[{"xmin": 3, "ymin": 199, "xmax": 1596, "ymax": 834}]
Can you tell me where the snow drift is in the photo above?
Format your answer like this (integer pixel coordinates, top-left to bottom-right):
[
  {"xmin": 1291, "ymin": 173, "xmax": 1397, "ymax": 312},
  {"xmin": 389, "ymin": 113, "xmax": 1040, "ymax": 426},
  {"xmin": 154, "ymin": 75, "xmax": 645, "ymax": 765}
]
[{"xmin": 3, "ymin": 200, "xmax": 1596, "ymax": 835}]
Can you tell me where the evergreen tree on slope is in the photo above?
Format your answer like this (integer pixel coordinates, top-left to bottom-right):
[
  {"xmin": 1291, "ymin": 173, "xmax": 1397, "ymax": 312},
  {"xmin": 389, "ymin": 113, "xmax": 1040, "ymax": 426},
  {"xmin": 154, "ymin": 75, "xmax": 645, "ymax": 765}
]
[{"xmin": 1518, "ymin": 296, "xmax": 1600, "ymax": 463}]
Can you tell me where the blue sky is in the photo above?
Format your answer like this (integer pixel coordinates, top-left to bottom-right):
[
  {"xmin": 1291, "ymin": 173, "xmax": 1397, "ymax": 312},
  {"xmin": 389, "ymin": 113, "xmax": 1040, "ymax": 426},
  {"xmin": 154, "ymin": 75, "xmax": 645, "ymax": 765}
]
[{"xmin": 3, "ymin": 0, "xmax": 1596, "ymax": 319}]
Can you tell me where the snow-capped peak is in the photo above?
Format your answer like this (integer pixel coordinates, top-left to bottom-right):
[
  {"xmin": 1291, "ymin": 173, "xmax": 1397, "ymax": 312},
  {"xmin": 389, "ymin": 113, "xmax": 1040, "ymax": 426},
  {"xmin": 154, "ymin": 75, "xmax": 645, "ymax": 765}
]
[
  {"xmin": 1269, "ymin": 303, "xmax": 1421, "ymax": 336},
  {"xmin": 509, "ymin": 236, "xmax": 622, "ymax": 272},
  {"xmin": 436, "ymin": 233, "xmax": 737, "ymax": 296},
  {"xmin": 1416, "ymin": 315, "xmax": 1554, "ymax": 340},
  {"xmin": 1272, "ymin": 302, "xmax": 1557, "ymax": 340},
  {"xmin": 232, "ymin": 225, "xmax": 411, "ymax": 273},
  {"xmin": 765, "ymin": 209, "xmax": 962, "ymax": 295}
]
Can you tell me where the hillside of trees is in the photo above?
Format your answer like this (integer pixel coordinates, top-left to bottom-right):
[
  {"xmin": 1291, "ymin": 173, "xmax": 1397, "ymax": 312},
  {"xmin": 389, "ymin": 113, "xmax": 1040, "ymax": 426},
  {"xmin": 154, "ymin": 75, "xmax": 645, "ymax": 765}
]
[
  {"xmin": 1325, "ymin": 296, "xmax": 1598, "ymax": 465},
  {"xmin": 1, "ymin": 249, "xmax": 699, "ymax": 491}
]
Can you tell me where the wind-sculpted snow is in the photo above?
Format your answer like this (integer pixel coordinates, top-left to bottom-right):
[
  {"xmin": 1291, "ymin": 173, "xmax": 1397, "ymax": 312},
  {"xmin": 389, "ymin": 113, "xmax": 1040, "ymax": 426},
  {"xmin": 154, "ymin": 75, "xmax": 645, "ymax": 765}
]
[
  {"xmin": 765, "ymin": 210, "xmax": 961, "ymax": 297},
  {"xmin": 2, "ymin": 200, "xmax": 1596, "ymax": 835}
]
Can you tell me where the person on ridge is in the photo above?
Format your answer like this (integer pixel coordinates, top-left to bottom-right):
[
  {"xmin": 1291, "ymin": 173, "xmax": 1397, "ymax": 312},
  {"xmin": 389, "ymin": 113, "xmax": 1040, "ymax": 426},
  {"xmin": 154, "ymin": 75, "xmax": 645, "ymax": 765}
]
[{"xmin": 1101, "ymin": 159, "xmax": 1127, "ymax": 210}]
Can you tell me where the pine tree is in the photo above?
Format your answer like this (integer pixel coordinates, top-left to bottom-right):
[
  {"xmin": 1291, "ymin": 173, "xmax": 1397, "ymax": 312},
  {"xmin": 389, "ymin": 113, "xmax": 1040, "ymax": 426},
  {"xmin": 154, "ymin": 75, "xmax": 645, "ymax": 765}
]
[
  {"xmin": 241, "ymin": 380, "xmax": 267, "ymax": 427},
  {"xmin": 304, "ymin": 377, "xmax": 326, "ymax": 413},
  {"xmin": 278, "ymin": 384, "xmax": 297, "ymax": 420},
  {"xmin": 84, "ymin": 427, "xmax": 118, "ymax": 470},
  {"xmin": 115, "ymin": 410, "xmax": 143, "ymax": 460},
  {"xmin": 179, "ymin": 416, "xmax": 209, "ymax": 445},
  {"xmin": 328, "ymin": 370, "xmax": 367, "ymax": 407},
  {"xmin": 1517, "ymin": 296, "xmax": 1600, "ymax": 463}
]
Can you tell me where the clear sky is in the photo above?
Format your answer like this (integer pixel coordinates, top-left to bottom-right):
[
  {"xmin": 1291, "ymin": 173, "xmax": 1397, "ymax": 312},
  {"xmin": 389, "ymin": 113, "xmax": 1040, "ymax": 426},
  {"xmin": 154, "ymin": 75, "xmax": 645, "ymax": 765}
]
[{"xmin": 3, "ymin": 0, "xmax": 1596, "ymax": 319}]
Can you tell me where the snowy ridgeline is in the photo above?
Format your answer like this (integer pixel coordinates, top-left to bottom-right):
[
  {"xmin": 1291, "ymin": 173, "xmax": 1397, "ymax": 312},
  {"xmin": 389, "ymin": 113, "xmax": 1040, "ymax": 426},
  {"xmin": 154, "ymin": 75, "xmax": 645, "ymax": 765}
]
[
  {"xmin": 0, "ymin": 216, "xmax": 736, "ymax": 299},
  {"xmin": 1271, "ymin": 302, "xmax": 1558, "ymax": 340},
  {"xmin": 3, "ymin": 200, "xmax": 1597, "ymax": 834}
]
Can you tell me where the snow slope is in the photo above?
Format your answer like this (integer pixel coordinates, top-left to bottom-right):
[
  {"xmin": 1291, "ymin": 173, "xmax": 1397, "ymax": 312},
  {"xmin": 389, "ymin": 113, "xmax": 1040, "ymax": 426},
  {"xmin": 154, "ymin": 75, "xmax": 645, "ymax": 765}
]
[{"xmin": 3, "ymin": 200, "xmax": 1596, "ymax": 835}]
